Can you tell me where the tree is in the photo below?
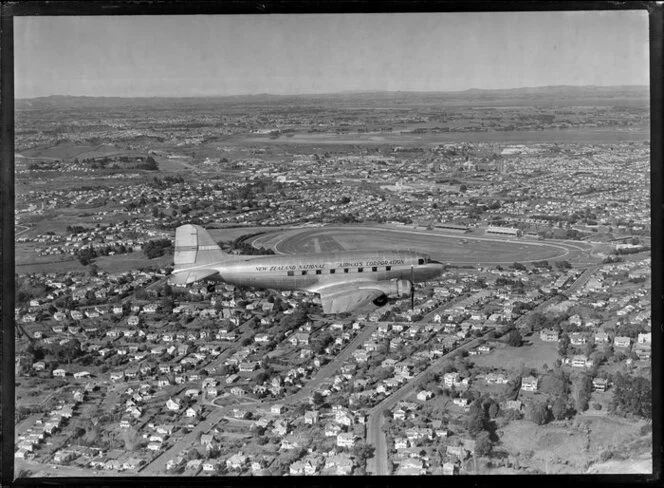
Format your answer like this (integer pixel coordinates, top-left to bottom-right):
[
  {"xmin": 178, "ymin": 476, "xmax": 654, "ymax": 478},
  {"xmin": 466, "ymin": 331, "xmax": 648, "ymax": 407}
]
[
  {"xmin": 539, "ymin": 369, "xmax": 569, "ymax": 398},
  {"xmin": 474, "ymin": 431, "xmax": 493, "ymax": 457},
  {"xmin": 551, "ymin": 396, "xmax": 570, "ymax": 420},
  {"xmin": 573, "ymin": 374, "xmax": 593, "ymax": 413},
  {"xmin": 528, "ymin": 312, "xmax": 550, "ymax": 332},
  {"xmin": 352, "ymin": 442, "xmax": 375, "ymax": 463},
  {"xmin": 558, "ymin": 333, "xmax": 570, "ymax": 356},
  {"xmin": 526, "ymin": 401, "xmax": 551, "ymax": 425},
  {"xmin": 488, "ymin": 402, "xmax": 499, "ymax": 419},
  {"xmin": 610, "ymin": 373, "xmax": 651, "ymax": 419},
  {"xmin": 506, "ymin": 329, "xmax": 523, "ymax": 347},
  {"xmin": 311, "ymin": 391, "xmax": 325, "ymax": 407},
  {"xmin": 465, "ymin": 399, "xmax": 488, "ymax": 437}
]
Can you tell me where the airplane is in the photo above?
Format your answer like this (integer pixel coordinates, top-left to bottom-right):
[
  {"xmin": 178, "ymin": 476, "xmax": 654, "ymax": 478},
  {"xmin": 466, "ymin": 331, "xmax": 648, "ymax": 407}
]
[{"xmin": 169, "ymin": 224, "xmax": 445, "ymax": 314}]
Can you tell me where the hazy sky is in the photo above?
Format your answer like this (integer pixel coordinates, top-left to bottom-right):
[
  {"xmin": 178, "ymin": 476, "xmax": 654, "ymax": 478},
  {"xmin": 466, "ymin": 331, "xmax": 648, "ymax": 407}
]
[{"xmin": 15, "ymin": 11, "xmax": 649, "ymax": 98}]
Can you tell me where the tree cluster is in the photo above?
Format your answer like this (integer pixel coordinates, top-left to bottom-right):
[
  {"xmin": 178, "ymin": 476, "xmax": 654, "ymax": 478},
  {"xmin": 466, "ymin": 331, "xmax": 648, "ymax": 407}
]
[
  {"xmin": 464, "ymin": 396, "xmax": 500, "ymax": 457},
  {"xmin": 66, "ymin": 225, "xmax": 93, "ymax": 234},
  {"xmin": 610, "ymin": 372, "xmax": 651, "ymax": 419},
  {"xmin": 143, "ymin": 238, "xmax": 173, "ymax": 259}
]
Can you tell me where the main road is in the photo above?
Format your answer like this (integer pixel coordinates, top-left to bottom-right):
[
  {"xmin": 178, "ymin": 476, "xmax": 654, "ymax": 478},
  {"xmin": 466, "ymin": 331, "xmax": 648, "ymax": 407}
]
[
  {"xmin": 365, "ymin": 262, "xmax": 603, "ymax": 475},
  {"xmin": 365, "ymin": 329, "xmax": 497, "ymax": 475}
]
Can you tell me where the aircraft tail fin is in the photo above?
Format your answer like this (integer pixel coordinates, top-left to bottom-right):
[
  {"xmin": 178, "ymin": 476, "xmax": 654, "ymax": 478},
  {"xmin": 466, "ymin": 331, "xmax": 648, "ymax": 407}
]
[
  {"xmin": 170, "ymin": 224, "xmax": 232, "ymax": 285},
  {"xmin": 174, "ymin": 224, "xmax": 230, "ymax": 266}
]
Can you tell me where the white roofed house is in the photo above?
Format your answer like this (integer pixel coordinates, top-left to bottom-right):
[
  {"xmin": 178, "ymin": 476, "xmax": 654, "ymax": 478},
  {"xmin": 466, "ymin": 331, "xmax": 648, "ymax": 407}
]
[
  {"xmin": 254, "ymin": 333, "xmax": 270, "ymax": 344},
  {"xmin": 334, "ymin": 409, "xmax": 354, "ymax": 427},
  {"xmin": 324, "ymin": 453, "xmax": 354, "ymax": 475},
  {"xmin": 397, "ymin": 457, "xmax": 426, "ymax": 475},
  {"xmin": 443, "ymin": 462, "xmax": 459, "ymax": 475},
  {"xmin": 443, "ymin": 372, "xmax": 460, "ymax": 388},
  {"xmin": 417, "ymin": 390, "xmax": 434, "ymax": 401},
  {"xmin": 239, "ymin": 361, "xmax": 259, "ymax": 373},
  {"xmin": 592, "ymin": 377, "xmax": 609, "ymax": 392},
  {"xmin": 336, "ymin": 432, "xmax": 357, "ymax": 448},
  {"xmin": 539, "ymin": 328, "xmax": 559, "ymax": 342},
  {"xmin": 637, "ymin": 333, "xmax": 651, "ymax": 345},
  {"xmin": 485, "ymin": 372, "xmax": 508, "ymax": 385},
  {"xmin": 200, "ymin": 433, "xmax": 214, "ymax": 449},
  {"xmin": 613, "ymin": 336, "xmax": 631, "ymax": 350},
  {"xmin": 324, "ymin": 423, "xmax": 342, "ymax": 437},
  {"xmin": 185, "ymin": 406, "xmax": 200, "ymax": 418},
  {"xmin": 165, "ymin": 397, "xmax": 181, "ymax": 411},
  {"xmin": 452, "ymin": 397, "xmax": 468, "ymax": 408},
  {"xmin": 394, "ymin": 437, "xmax": 410, "ymax": 450},
  {"xmin": 53, "ymin": 368, "xmax": 66, "ymax": 378},
  {"xmin": 520, "ymin": 376, "xmax": 538, "ymax": 392},
  {"xmin": 571, "ymin": 354, "xmax": 593, "ymax": 368},
  {"xmin": 226, "ymin": 452, "xmax": 248, "ymax": 471},
  {"xmin": 594, "ymin": 331, "xmax": 610, "ymax": 344},
  {"xmin": 570, "ymin": 332, "xmax": 588, "ymax": 346},
  {"xmin": 304, "ymin": 410, "xmax": 320, "ymax": 425}
]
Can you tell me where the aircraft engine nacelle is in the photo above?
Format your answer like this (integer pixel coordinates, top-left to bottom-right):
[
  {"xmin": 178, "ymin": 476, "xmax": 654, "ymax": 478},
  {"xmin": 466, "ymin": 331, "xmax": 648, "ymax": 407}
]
[{"xmin": 388, "ymin": 280, "xmax": 412, "ymax": 298}]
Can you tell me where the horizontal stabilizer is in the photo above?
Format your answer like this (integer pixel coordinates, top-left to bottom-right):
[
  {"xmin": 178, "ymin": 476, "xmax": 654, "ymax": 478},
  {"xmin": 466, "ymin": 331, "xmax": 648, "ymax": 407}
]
[{"xmin": 168, "ymin": 269, "xmax": 219, "ymax": 285}]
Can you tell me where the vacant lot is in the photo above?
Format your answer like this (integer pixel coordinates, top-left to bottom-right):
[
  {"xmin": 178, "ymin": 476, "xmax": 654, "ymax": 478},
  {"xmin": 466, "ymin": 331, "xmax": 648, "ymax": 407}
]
[
  {"xmin": 469, "ymin": 336, "xmax": 560, "ymax": 373},
  {"xmin": 94, "ymin": 252, "xmax": 173, "ymax": 274}
]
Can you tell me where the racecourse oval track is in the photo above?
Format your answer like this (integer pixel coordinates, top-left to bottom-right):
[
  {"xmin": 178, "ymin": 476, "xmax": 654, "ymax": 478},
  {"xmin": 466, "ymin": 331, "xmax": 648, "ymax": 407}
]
[{"xmin": 250, "ymin": 225, "xmax": 592, "ymax": 266}]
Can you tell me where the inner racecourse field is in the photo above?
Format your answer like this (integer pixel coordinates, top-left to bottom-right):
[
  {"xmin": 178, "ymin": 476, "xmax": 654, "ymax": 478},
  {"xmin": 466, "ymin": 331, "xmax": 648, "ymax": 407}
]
[{"xmin": 249, "ymin": 225, "xmax": 594, "ymax": 266}]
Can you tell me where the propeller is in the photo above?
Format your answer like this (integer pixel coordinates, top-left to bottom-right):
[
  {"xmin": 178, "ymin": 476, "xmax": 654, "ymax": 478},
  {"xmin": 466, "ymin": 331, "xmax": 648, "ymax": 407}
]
[{"xmin": 410, "ymin": 265, "xmax": 415, "ymax": 310}]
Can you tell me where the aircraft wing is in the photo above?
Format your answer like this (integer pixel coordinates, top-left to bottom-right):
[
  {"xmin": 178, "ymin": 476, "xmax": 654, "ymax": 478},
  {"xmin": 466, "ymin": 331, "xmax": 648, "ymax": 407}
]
[
  {"xmin": 168, "ymin": 269, "xmax": 219, "ymax": 286},
  {"xmin": 314, "ymin": 282, "xmax": 385, "ymax": 314}
]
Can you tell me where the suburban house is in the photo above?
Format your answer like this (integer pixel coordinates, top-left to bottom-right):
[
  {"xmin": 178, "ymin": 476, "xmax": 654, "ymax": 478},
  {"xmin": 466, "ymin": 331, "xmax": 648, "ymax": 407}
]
[{"xmin": 521, "ymin": 376, "xmax": 539, "ymax": 392}]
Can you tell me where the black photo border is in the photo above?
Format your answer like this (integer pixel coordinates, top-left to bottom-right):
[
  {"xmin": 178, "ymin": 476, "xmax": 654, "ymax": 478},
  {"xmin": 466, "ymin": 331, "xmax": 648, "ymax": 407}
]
[{"xmin": 1, "ymin": 1, "xmax": 662, "ymax": 487}]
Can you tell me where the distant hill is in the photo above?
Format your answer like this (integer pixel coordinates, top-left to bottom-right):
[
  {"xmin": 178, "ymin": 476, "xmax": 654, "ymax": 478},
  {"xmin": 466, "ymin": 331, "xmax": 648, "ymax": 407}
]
[{"xmin": 16, "ymin": 85, "xmax": 649, "ymax": 110}]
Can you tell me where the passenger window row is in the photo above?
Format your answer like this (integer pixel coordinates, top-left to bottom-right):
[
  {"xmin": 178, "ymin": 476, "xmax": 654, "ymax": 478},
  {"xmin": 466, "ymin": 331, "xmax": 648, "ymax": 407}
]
[{"xmin": 286, "ymin": 266, "xmax": 392, "ymax": 277}]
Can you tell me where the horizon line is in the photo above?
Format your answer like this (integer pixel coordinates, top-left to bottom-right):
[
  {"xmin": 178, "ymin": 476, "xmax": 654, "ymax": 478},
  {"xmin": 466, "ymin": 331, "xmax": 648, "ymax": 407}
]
[{"xmin": 16, "ymin": 83, "xmax": 650, "ymax": 101}]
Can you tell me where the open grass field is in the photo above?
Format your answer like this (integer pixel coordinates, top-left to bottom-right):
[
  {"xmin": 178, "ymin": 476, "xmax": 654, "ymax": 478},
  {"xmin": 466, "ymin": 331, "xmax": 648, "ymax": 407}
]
[
  {"xmin": 253, "ymin": 225, "xmax": 590, "ymax": 265},
  {"xmin": 20, "ymin": 143, "xmax": 99, "ymax": 160},
  {"xmin": 153, "ymin": 155, "xmax": 198, "ymax": 172},
  {"xmin": 94, "ymin": 252, "xmax": 173, "ymax": 273},
  {"xmin": 469, "ymin": 336, "xmax": 560, "ymax": 373},
  {"xmin": 15, "ymin": 242, "xmax": 172, "ymax": 275},
  {"xmin": 496, "ymin": 414, "xmax": 651, "ymax": 474},
  {"xmin": 19, "ymin": 143, "xmax": 146, "ymax": 161}
]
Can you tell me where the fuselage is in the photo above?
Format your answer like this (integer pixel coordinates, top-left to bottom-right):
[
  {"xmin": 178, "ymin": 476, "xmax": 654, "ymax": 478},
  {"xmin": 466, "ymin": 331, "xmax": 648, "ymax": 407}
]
[{"xmin": 211, "ymin": 250, "xmax": 443, "ymax": 292}]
